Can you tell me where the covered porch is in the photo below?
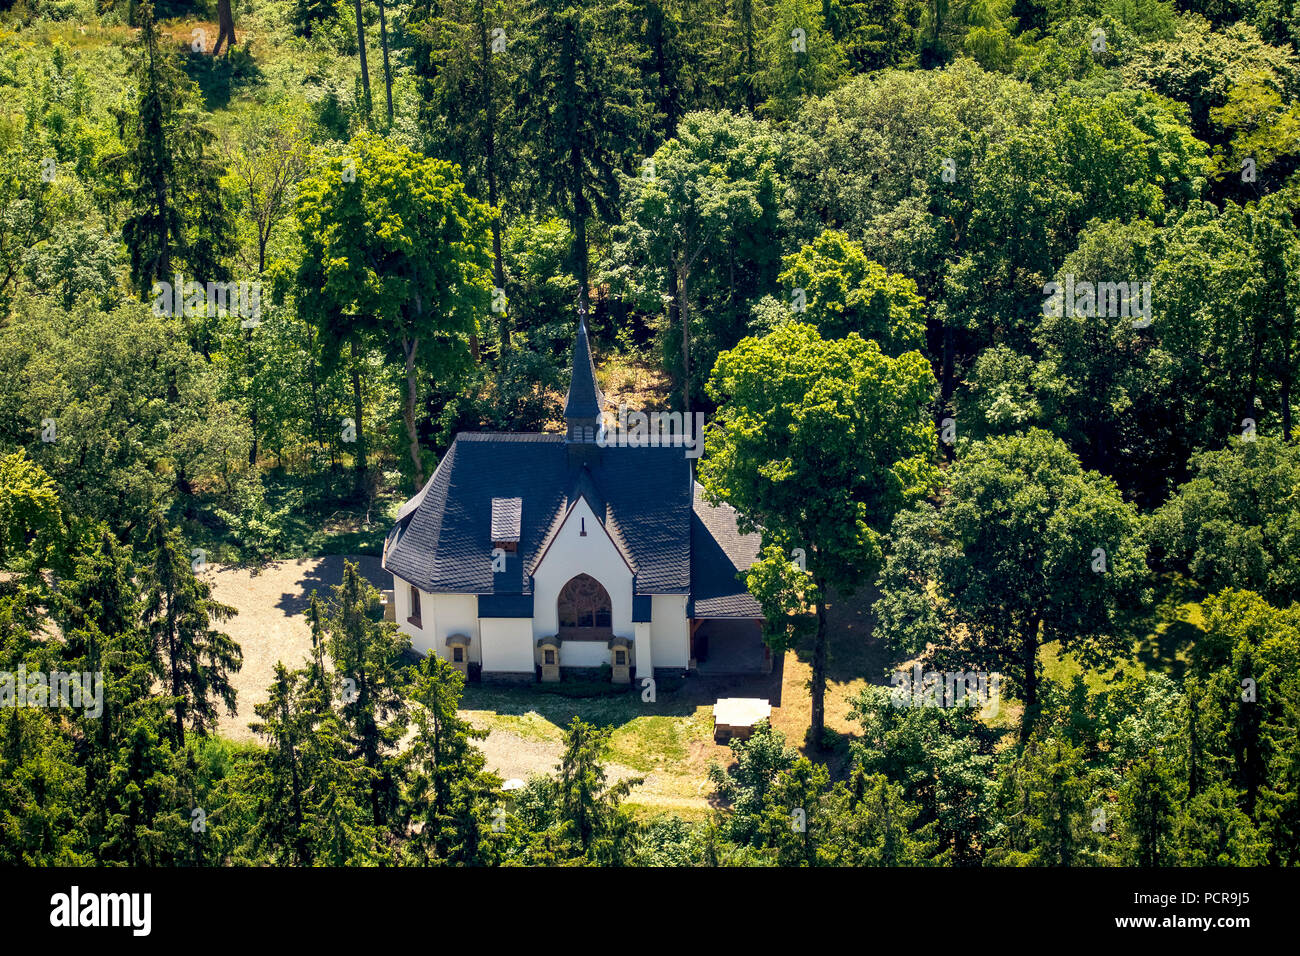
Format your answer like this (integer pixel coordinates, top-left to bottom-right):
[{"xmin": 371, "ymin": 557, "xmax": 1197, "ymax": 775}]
[{"xmin": 690, "ymin": 617, "xmax": 769, "ymax": 675}]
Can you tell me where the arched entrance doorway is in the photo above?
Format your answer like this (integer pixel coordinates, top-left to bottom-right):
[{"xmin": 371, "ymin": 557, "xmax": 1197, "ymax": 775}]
[{"xmin": 557, "ymin": 573, "xmax": 613, "ymax": 641}]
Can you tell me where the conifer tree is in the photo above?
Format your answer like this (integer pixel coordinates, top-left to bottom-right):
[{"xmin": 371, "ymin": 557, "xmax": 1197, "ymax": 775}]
[
  {"xmin": 246, "ymin": 658, "xmax": 384, "ymax": 865},
  {"xmin": 55, "ymin": 528, "xmax": 154, "ymax": 851},
  {"xmin": 353, "ymin": 0, "xmax": 373, "ymax": 119},
  {"xmin": 555, "ymin": 717, "xmax": 641, "ymax": 864},
  {"xmin": 119, "ymin": 2, "xmax": 235, "ymax": 298},
  {"xmin": 516, "ymin": 0, "xmax": 647, "ymax": 308},
  {"xmin": 304, "ymin": 591, "xmax": 332, "ymax": 711},
  {"xmin": 405, "ymin": 653, "xmax": 501, "ymax": 864},
  {"xmin": 1120, "ymin": 751, "xmax": 1178, "ymax": 866},
  {"xmin": 0, "ymin": 709, "xmax": 87, "ymax": 865},
  {"xmin": 325, "ymin": 560, "xmax": 410, "ymax": 832},
  {"xmin": 249, "ymin": 664, "xmax": 313, "ymax": 865},
  {"xmin": 304, "ymin": 708, "xmax": 386, "ymax": 864},
  {"xmin": 100, "ymin": 710, "xmax": 181, "ymax": 865},
  {"xmin": 55, "ymin": 528, "xmax": 139, "ymax": 664},
  {"xmin": 409, "ymin": 0, "xmax": 518, "ymax": 348},
  {"xmin": 140, "ymin": 515, "xmax": 242, "ymax": 747},
  {"xmin": 987, "ymin": 736, "xmax": 1095, "ymax": 866}
]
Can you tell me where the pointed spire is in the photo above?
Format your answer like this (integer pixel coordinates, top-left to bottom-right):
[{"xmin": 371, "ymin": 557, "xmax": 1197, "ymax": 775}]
[{"xmin": 564, "ymin": 307, "xmax": 604, "ymax": 423}]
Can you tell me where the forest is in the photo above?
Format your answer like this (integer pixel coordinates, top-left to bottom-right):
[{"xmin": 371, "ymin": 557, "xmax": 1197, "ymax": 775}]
[{"xmin": 0, "ymin": 0, "xmax": 1297, "ymax": 867}]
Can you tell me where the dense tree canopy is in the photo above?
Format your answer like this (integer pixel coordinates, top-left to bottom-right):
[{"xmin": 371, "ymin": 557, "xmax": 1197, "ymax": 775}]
[{"xmin": 0, "ymin": 0, "xmax": 1297, "ymax": 873}]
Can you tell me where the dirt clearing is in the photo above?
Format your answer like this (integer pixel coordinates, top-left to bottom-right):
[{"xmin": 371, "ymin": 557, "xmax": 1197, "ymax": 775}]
[{"xmin": 206, "ymin": 555, "xmax": 386, "ymax": 741}]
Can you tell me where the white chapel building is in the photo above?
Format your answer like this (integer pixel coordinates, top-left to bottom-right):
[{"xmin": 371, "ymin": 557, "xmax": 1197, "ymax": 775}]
[{"xmin": 382, "ymin": 317, "xmax": 767, "ymax": 683}]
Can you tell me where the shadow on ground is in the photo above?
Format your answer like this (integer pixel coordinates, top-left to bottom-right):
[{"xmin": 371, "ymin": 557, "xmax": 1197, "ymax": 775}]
[
  {"xmin": 1135, "ymin": 617, "xmax": 1199, "ymax": 680},
  {"xmin": 275, "ymin": 554, "xmax": 387, "ymax": 616},
  {"xmin": 460, "ymin": 659, "xmax": 784, "ymax": 731},
  {"xmin": 179, "ymin": 46, "xmax": 263, "ymax": 111}
]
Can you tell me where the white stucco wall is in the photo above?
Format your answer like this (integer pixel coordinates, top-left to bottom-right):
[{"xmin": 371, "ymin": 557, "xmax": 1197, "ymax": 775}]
[
  {"xmin": 651, "ymin": 594, "xmax": 689, "ymax": 668},
  {"xmin": 479, "ymin": 617, "xmax": 535, "ymax": 673},
  {"xmin": 634, "ymin": 621, "xmax": 652, "ymax": 673},
  {"xmin": 432, "ymin": 593, "xmax": 480, "ymax": 663},
  {"xmin": 394, "ymin": 493, "xmax": 692, "ymax": 674},
  {"xmin": 391, "ymin": 577, "xmax": 427, "ymax": 652},
  {"xmin": 531, "ymin": 497, "xmax": 635, "ymax": 642},
  {"xmin": 392, "ymin": 578, "xmax": 480, "ymax": 663},
  {"xmin": 557, "ymin": 641, "xmax": 609, "ymax": 668}
]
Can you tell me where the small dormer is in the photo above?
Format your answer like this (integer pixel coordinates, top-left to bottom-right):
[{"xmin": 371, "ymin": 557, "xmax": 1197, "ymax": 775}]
[{"xmin": 491, "ymin": 497, "xmax": 521, "ymax": 553}]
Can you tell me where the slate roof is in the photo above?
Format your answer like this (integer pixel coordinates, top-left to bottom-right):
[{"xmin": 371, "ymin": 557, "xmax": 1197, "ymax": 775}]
[
  {"xmin": 384, "ymin": 443, "xmax": 764, "ymax": 618},
  {"xmin": 384, "ymin": 434, "xmax": 694, "ymax": 596},
  {"xmin": 563, "ymin": 317, "xmax": 604, "ymax": 420},
  {"xmin": 383, "ymin": 321, "xmax": 763, "ymax": 620},
  {"xmin": 688, "ymin": 482, "xmax": 764, "ymax": 618},
  {"xmin": 490, "ymin": 497, "xmax": 522, "ymax": 541}
]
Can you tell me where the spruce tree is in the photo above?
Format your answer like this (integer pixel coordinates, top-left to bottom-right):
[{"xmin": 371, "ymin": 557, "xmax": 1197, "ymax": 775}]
[
  {"xmin": 119, "ymin": 2, "xmax": 234, "ymax": 298},
  {"xmin": 324, "ymin": 560, "xmax": 409, "ymax": 832},
  {"xmin": 405, "ymin": 653, "xmax": 501, "ymax": 864},
  {"xmin": 249, "ymin": 664, "xmax": 313, "ymax": 865},
  {"xmin": 1120, "ymin": 751, "xmax": 1178, "ymax": 866},
  {"xmin": 140, "ymin": 514, "xmax": 242, "ymax": 747},
  {"xmin": 516, "ymin": 0, "xmax": 646, "ymax": 308},
  {"xmin": 410, "ymin": 0, "xmax": 517, "ymax": 346},
  {"xmin": 55, "ymin": 528, "xmax": 154, "ymax": 851},
  {"xmin": 555, "ymin": 717, "xmax": 641, "ymax": 864}
]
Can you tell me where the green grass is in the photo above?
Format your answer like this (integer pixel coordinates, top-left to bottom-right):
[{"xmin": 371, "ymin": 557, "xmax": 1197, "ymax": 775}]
[
  {"xmin": 609, "ymin": 713, "xmax": 711, "ymax": 774},
  {"xmin": 463, "ymin": 685, "xmax": 690, "ymax": 729},
  {"xmin": 460, "ymin": 702, "xmax": 710, "ymax": 776},
  {"xmin": 1041, "ymin": 602, "xmax": 1203, "ymax": 693},
  {"xmin": 460, "ymin": 680, "xmax": 717, "ymax": 793},
  {"xmin": 461, "ymin": 709, "xmax": 566, "ymax": 744},
  {"xmin": 183, "ymin": 470, "xmax": 403, "ymax": 565}
]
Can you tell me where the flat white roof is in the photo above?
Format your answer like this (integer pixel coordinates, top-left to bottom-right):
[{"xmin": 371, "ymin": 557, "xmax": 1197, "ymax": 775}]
[{"xmin": 713, "ymin": 698, "xmax": 771, "ymax": 727}]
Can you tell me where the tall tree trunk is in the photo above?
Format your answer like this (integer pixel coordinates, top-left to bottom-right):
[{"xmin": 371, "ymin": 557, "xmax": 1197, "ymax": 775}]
[
  {"xmin": 941, "ymin": 324, "xmax": 955, "ymax": 462},
  {"xmin": 491, "ymin": 222, "xmax": 507, "ymax": 351},
  {"xmin": 305, "ymin": 327, "xmax": 328, "ymax": 471},
  {"xmin": 810, "ymin": 590, "xmax": 828, "ymax": 747},
  {"xmin": 248, "ymin": 400, "xmax": 259, "ymax": 464},
  {"xmin": 350, "ymin": 339, "xmax": 367, "ymax": 494},
  {"xmin": 480, "ymin": 12, "xmax": 508, "ymax": 352},
  {"xmin": 1247, "ymin": 314, "xmax": 1263, "ymax": 430},
  {"xmin": 573, "ymin": 213, "xmax": 589, "ymax": 314},
  {"xmin": 678, "ymin": 262, "xmax": 691, "ymax": 413},
  {"xmin": 353, "ymin": 0, "xmax": 372, "ymax": 119},
  {"xmin": 403, "ymin": 336, "xmax": 425, "ymax": 487},
  {"xmin": 570, "ymin": 140, "xmax": 589, "ymax": 312},
  {"xmin": 168, "ymin": 587, "xmax": 185, "ymax": 748},
  {"xmin": 247, "ymin": 332, "xmax": 259, "ymax": 465},
  {"xmin": 289, "ymin": 746, "xmax": 308, "ymax": 865},
  {"xmin": 667, "ymin": 267, "xmax": 680, "ymax": 384},
  {"xmin": 1281, "ymin": 319, "xmax": 1293, "ymax": 441},
  {"xmin": 742, "ymin": 0, "xmax": 756, "ymax": 113},
  {"xmin": 377, "ymin": 0, "xmax": 394, "ymax": 125},
  {"xmin": 146, "ymin": 23, "xmax": 171, "ymax": 284},
  {"xmin": 1018, "ymin": 614, "xmax": 1041, "ymax": 743},
  {"xmin": 213, "ymin": 0, "xmax": 236, "ymax": 56}
]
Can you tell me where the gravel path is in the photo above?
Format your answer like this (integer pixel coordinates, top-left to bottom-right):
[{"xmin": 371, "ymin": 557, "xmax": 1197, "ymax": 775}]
[
  {"xmin": 206, "ymin": 555, "xmax": 386, "ymax": 741},
  {"xmin": 474, "ymin": 724, "xmax": 645, "ymax": 789},
  {"xmin": 209, "ymin": 556, "xmax": 716, "ymax": 812}
]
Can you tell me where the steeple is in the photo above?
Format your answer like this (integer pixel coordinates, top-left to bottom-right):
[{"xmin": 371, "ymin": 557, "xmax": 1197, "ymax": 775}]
[{"xmin": 564, "ymin": 309, "xmax": 604, "ymax": 445}]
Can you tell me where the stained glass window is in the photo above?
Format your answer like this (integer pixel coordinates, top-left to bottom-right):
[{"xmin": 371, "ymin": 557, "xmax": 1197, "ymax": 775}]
[{"xmin": 557, "ymin": 573, "xmax": 612, "ymax": 634}]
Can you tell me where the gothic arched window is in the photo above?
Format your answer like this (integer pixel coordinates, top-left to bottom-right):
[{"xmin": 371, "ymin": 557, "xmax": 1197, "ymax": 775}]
[{"xmin": 557, "ymin": 573, "xmax": 612, "ymax": 638}]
